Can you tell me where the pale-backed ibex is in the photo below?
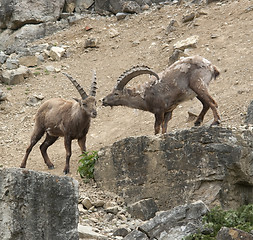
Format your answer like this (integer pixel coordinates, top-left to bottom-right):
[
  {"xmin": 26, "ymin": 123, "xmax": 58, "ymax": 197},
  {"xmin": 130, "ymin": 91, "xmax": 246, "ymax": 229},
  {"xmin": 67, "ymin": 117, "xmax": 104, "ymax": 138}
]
[
  {"xmin": 103, "ymin": 56, "xmax": 220, "ymax": 134},
  {"xmin": 21, "ymin": 72, "xmax": 97, "ymax": 174}
]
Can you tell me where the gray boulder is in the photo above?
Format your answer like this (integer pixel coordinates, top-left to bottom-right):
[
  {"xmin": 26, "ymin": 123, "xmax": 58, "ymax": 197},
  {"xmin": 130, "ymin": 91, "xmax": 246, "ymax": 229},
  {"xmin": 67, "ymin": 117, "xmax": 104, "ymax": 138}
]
[
  {"xmin": 95, "ymin": 126, "xmax": 253, "ymax": 210},
  {"xmin": 0, "ymin": 168, "xmax": 79, "ymax": 240},
  {"xmin": 1, "ymin": 65, "xmax": 32, "ymax": 85},
  {"xmin": 124, "ymin": 200, "xmax": 209, "ymax": 240}
]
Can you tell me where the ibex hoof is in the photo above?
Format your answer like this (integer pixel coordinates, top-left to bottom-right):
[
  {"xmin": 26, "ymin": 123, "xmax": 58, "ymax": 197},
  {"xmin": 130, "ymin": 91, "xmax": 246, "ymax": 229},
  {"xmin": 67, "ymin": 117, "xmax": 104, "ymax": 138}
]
[
  {"xmin": 63, "ymin": 169, "xmax": 69, "ymax": 174},
  {"xmin": 48, "ymin": 165, "xmax": 55, "ymax": 170},
  {"xmin": 194, "ymin": 121, "xmax": 202, "ymax": 126},
  {"xmin": 211, "ymin": 120, "xmax": 221, "ymax": 126}
]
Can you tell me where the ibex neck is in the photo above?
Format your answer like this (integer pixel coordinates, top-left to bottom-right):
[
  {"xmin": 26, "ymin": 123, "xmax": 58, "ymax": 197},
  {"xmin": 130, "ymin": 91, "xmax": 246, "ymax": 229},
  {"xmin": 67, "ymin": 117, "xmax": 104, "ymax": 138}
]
[{"xmin": 122, "ymin": 96, "xmax": 148, "ymax": 111}]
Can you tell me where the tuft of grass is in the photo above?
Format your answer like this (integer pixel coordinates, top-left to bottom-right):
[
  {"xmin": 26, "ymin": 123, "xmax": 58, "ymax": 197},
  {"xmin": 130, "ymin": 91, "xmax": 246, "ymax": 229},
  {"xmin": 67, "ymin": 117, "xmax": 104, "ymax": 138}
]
[
  {"xmin": 184, "ymin": 205, "xmax": 253, "ymax": 240},
  {"xmin": 77, "ymin": 151, "xmax": 98, "ymax": 181},
  {"xmin": 33, "ymin": 71, "xmax": 40, "ymax": 76}
]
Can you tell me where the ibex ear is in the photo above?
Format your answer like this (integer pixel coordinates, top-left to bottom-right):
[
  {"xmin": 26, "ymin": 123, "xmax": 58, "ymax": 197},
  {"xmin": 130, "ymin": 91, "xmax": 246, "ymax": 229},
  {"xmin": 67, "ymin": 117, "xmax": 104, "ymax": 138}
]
[{"xmin": 73, "ymin": 98, "xmax": 81, "ymax": 105}]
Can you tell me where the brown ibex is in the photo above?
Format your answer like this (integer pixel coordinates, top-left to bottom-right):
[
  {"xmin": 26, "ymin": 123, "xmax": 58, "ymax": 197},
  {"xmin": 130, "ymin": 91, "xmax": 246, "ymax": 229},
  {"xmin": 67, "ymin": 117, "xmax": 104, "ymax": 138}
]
[
  {"xmin": 103, "ymin": 56, "xmax": 220, "ymax": 134},
  {"xmin": 21, "ymin": 72, "xmax": 97, "ymax": 174}
]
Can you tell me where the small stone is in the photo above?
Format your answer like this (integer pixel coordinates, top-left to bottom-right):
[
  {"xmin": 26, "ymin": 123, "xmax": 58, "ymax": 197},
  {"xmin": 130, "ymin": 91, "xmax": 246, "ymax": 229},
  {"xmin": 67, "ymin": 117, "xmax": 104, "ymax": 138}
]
[
  {"xmin": 6, "ymin": 58, "xmax": 19, "ymax": 70},
  {"xmin": 122, "ymin": 1, "xmax": 141, "ymax": 14},
  {"xmin": 105, "ymin": 206, "xmax": 119, "ymax": 215},
  {"xmin": 49, "ymin": 46, "xmax": 65, "ymax": 61},
  {"xmin": 109, "ymin": 28, "xmax": 120, "ymax": 38},
  {"xmin": 26, "ymin": 94, "xmax": 44, "ymax": 106},
  {"xmin": 19, "ymin": 55, "xmax": 38, "ymax": 67},
  {"xmin": 173, "ymin": 35, "xmax": 199, "ymax": 50},
  {"xmin": 113, "ymin": 227, "xmax": 129, "ymax": 237},
  {"xmin": 82, "ymin": 197, "xmax": 93, "ymax": 210},
  {"xmin": 0, "ymin": 51, "xmax": 8, "ymax": 64},
  {"xmin": 84, "ymin": 38, "xmax": 98, "ymax": 48},
  {"xmin": 182, "ymin": 12, "xmax": 195, "ymax": 23},
  {"xmin": 127, "ymin": 198, "xmax": 158, "ymax": 221},
  {"xmin": 93, "ymin": 200, "xmax": 105, "ymax": 208},
  {"xmin": 116, "ymin": 12, "xmax": 128, "ymax": 20},
  {"xmin": 78, "ymin": 224, "xmax": 107, "ymax": 240},
  {"xmin": 0, "ymin": 89, "xmax": 7, "ymax": 101},
  {"xmin": 45, "ymin": 65, "xmax": 55, "ymax": 72}
]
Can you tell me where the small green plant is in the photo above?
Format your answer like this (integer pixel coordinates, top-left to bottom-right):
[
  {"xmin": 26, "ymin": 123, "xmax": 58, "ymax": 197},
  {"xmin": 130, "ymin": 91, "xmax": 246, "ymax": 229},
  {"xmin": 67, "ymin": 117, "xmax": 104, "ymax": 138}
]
[
  {"xmin": 44, "ymin": 69, "xmax": 50, "ymax": 75},
  {"xmin": 6, "ymin": 87, "xmax": 12, "ymax": 90},
  {"xmin": 184, "ymin": 205, "xmax": 253, "ymax": 240},
  {"xmin": 77, "ymin": 151, "xmax": 98, "ymax": 180},
  {"xmin": 33, "ymin": 71, "xmax": 40, "ymax": 76}
]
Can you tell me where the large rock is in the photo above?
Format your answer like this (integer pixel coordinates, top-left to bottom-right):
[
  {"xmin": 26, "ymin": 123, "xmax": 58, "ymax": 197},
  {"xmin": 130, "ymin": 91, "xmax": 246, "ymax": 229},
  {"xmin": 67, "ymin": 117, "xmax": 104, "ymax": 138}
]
[
  {"xmin": 0, "ymin": 168, "xmax": 79, "ymax": 240},
  {"xmin": 124, "ymin": 200, "xmax": 209, "ymax": 240},
  {"xmin": 94, "ymin": 126, "xmax": 253, "ymax": 210},
  {"xmin": 0, "ymin": 0, "xmax": 65, "ymax": 30}
]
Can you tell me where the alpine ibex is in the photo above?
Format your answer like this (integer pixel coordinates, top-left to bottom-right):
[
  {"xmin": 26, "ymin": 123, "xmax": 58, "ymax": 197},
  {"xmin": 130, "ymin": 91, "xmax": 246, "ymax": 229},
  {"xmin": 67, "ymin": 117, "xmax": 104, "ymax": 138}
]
[
  {"xmin": 103, "ymin": 56, "xmax": 220, "ymax": 134},
  {"xmin": 21, "ymin": 72, "xmax": 97, "ymax": 174}
]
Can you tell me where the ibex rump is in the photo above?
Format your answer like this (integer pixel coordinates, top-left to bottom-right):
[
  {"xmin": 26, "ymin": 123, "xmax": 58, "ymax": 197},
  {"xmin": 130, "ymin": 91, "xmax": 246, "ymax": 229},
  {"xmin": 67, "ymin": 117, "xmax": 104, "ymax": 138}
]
[
  {"xmin": 21, "ymin": 72, "xmax": 97, "ymax": 174},
  {"xmin": 103, "ymin": 56, "xmax": 220, "ymax": 134}
]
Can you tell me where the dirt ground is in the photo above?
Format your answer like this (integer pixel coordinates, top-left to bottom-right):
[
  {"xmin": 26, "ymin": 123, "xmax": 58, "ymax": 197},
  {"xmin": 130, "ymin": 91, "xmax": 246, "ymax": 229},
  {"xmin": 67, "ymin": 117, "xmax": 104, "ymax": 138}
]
[{"xmin": 0, "ymin": 0, "xmax": 253, "ymax": 183}]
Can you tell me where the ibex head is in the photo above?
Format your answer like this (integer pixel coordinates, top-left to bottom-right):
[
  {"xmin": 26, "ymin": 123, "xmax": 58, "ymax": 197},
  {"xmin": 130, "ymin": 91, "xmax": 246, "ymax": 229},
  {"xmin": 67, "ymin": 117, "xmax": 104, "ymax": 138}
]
[
  {"xmin": 63, "ymin": 71, "xmax": 97, "ymax": 118},
  {"xmin": 102, "ymin": 65, "xmax": 159, "ymax": 107}
]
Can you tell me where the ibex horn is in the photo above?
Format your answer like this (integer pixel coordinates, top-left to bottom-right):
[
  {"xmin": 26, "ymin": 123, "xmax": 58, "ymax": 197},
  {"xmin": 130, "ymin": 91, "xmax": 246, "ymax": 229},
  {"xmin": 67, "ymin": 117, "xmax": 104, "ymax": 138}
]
[
  {"xmin": 115, "ymin": 65, "xmax": 159, "ymax": 90},
  {"xmin": 89, "ymin": 70, "xmax": 97, "ymax": 97},
  {"xmin": 62, "ymin": 72, "xmax": 88, "ymax": 99}
]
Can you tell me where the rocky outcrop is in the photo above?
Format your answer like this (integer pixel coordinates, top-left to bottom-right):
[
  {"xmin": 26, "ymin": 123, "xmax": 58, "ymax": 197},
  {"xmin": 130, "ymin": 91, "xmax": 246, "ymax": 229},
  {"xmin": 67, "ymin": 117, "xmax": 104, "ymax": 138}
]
[
  {"xmin": 0, "ymin": 0, "xmax": 65, "ymax": 30},
  {"xmin": 0, "ymin": 168, "xmax": 79, "ymax": 240},
  {"xmin": 94, "ymin": 126, "xmax": 253, "ymax": 210}
]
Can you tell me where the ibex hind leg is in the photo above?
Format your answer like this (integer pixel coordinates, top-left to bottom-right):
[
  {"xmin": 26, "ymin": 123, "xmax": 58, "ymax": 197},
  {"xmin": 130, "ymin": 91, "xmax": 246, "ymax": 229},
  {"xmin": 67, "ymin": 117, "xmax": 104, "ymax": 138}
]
[
  {"xmin": 40, "ymin": 133, "xmax": 58, "ymax": 169},
  {"xmin": 20, "ymin": 128, "xmax": 45, "ymax": 168},
  {"xmin": 190, "ymin": 80, "xmax": 221, "ymax": 126},
  {"xmin": 194, "ymin": 96, "xmax": 210, "ymax": 126}
]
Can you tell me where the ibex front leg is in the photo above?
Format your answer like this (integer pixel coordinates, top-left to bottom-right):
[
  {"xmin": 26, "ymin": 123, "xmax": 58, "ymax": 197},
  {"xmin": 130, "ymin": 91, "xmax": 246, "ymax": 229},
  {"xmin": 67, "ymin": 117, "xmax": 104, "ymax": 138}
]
[
  {"xmin": 154, "ymin": 113, "xmax": 164, "ymax": 134},
  {"xmin": 63, "ymin": 136, "xmax": 72, "ymax": 174},
  {"xmin": 162, "ymin": 111, "xmax": 172, "ymax": 134}
]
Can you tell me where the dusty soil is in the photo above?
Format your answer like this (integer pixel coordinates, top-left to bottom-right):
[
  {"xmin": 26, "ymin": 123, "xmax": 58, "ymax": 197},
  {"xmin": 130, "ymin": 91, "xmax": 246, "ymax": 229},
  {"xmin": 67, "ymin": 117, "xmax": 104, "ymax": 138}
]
[{"xmin": 0, "ymin": 0, "xmax": 253, "ymax": 183}]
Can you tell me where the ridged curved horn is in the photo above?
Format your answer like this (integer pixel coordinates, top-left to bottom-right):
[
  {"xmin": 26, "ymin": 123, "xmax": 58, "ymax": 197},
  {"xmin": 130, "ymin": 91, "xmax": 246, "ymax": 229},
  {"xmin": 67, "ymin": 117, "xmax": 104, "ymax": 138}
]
[
  {"xmin": 89, "ymin": 70, "xmax": 97, "ymax": 97},
  {"xmin": 115, "ymin": 65, "xmax": 159, "ymax": 90},
  {"xmin": 62, "ymin": 72, "xmax": 88, "ymax": 99}
]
